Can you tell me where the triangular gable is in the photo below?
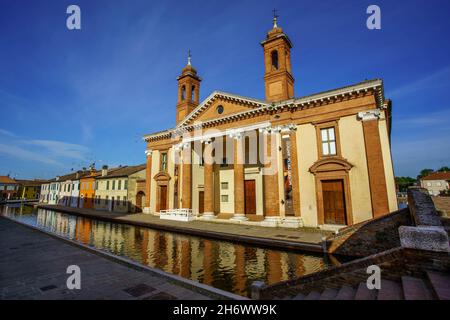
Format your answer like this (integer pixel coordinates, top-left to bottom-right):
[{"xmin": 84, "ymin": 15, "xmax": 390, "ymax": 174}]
[{"xmin": 177, "ymin": 91, "xmax": 268, "ymax": 127}]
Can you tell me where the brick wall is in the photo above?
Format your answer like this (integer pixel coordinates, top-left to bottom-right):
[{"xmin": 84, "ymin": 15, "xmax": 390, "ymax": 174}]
[{"xmin": 325, "ymin": 208, "xmax": 412, "ymax": 257}]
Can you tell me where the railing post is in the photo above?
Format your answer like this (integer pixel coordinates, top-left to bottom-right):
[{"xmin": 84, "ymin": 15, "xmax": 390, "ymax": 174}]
[{"xmin": 250, "ymin": 281, "xmax": 266, "ymax": 300}]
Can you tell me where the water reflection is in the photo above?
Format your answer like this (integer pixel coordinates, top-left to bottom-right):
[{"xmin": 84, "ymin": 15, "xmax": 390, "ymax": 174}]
[{"xmin": 1, "ymin": 205, "xmax": 335, "ymax": 296}]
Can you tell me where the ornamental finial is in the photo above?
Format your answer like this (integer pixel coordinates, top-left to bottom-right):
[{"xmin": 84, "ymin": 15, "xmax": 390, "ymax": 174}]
[
  {"xmin": 272, "ymin": 9, "xmax": 278, "ymax": 28},
  {"xmin": 187, "ymin": 49, "xmax": 192, "ymax": 66}
]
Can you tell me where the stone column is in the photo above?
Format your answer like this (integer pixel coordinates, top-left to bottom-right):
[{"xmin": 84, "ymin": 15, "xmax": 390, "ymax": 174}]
[
  {"xmin": 262, "ymin": 131, "xmax": 281, "ymax": 226},
  {"xmin": 203, "ymin": 141, "xmax": 215, "ymax": 219},
  {"xmin": 358, "ymin": 110, "xmax": 389, "ymax": 218},
  {"xmin": 181, "ymin": 143, "xmax": 192, "ymax": 209},
  {"xmin": 144, "ymin": 149, "xmax": 152, "ymax": 213},
  {"xmin": 231, "ymin": 134, "xmax": 248, "ymax": 221}
]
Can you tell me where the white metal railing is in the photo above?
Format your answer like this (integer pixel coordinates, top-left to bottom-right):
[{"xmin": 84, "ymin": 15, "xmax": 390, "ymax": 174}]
[{"xmin": 159, "ymin": 208, "xmax": 196, "ymax": 222}]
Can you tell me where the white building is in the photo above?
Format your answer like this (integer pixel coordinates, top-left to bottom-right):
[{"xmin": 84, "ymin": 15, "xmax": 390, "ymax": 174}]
[{"xmin": 420, "ymin": 172, "xmax": 450, "ymax": 196}]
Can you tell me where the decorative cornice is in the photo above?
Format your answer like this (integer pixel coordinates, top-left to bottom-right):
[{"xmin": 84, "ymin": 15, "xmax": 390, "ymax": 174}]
[{"xmin": 143, "ymin": 79, "xmax": 385, "ymax": 142}]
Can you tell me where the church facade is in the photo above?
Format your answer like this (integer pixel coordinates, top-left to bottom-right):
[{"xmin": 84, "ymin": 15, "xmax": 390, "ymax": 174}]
[{"xmin": 143, "ymin": 18, "xmax": 398, "ymax": 229}]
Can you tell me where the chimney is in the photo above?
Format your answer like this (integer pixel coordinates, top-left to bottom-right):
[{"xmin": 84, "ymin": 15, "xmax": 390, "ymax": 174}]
[
  {"xmin": 75, "ymin": 170, "xmax": 82, "ymax": 179},
  {"xmin": 89, "ymin": 165, "xmax": 96, "ymax": 177},
  {"xmin": 56, "ymin": 176, "xmax": 60, "ymax": 181},
  {"xmin": 102, "ymin": 165, "xmax": 108, "ymax": 177}
]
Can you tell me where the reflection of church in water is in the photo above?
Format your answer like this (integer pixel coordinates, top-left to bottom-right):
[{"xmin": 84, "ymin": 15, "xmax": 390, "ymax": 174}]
[{"xmin": 34, "ymin": 208, "xmax": 329, "ymax": 295}]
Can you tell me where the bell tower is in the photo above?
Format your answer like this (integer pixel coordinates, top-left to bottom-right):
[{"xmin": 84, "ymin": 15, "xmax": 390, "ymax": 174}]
[
  {"xmin": 261, "ymin": 12, "xmax": 295, "ymax": 102},
  {"xmin": 176, "ymin": 50, "xmax": 201, "ymax": 124}
]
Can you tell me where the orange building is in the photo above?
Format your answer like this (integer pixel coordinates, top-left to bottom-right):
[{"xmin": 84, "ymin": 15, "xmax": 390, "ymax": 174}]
[{"xmin": 79, "ymin": 168, "xmax": 98, "ymax": 209}]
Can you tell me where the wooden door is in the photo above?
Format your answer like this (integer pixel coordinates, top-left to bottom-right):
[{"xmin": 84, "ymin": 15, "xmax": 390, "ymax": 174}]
[
  {"xmin": 135, "ymin": 192, "xmax": 143, "ymax": 213},
  {"xmin": 159, "ymin": 186, "xmax": 167, "ymax": 211},
  {"xmin": 199, "ymin": 191, "xmax": 204, "ymax": 214},
  {"xmin": 322, "ymin": 180, "xmax": 347, "ymax": 225},
  {"xmin": 244, "ymin": 180, "xmax": 256, "ymax": 215}
]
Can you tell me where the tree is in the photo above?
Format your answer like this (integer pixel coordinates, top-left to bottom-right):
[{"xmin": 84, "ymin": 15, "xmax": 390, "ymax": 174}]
[
  {"xmin": 395, "ymin": 176, "xmax": 417, "ymax": 192},
  {"xmin": 417, "ymin": 168, "xmax": 434, "ymax": 180},
  {"xmin": 437, "ymin": 166, "xmax": 450, "ymax": 172}
]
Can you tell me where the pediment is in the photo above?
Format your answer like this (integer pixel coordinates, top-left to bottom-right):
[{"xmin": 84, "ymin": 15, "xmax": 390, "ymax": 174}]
[
  {"xmin": 153, "ymin": 171, "xmax": 171, "ymax": 182},
  {"xmin": 309, "ymin": 157, "xmax": 353, "ymax": 174},
  {"xmin": 178, "ymin": 91, "xmax": 267, "ymax": 127}
]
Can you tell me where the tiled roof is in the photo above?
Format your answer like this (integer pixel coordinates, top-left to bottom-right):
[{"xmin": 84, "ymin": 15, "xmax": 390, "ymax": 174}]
[
  {"xmin": 421, "ymin": 172, "xmax": 450, "ymax": 181},
  {"xmin": 0, "ymin": 176, "xmax": 17, "ymax": 184},
  {"xmin": 15, "ymin": 179, "xmax": 49, "ymax": 186},
  {"xmin": 96, "ymin": 164, "xmax": 146, "ymax": 179}
]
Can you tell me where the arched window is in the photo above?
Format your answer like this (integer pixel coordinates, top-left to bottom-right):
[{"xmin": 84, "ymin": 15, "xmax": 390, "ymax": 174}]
[
  {"xmin": 191, "ymin": 85, "xmax": 195, "ymax": 101},
  {"xmin": 271, "ymin": 50, "xmax": 279, "ymax": 70},
  {"xmin": 181, "ymin": 85, "xmax": 186, "ymax": 100}
]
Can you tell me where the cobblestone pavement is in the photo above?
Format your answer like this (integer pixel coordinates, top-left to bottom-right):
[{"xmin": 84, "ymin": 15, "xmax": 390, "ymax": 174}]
[
  {"xmin": 38, "ymin": 205, "xmax": 330, "ymax": 248},
  {"xmin": 0, "ymin": 217, "xmax": 211, "ymax": 300}
]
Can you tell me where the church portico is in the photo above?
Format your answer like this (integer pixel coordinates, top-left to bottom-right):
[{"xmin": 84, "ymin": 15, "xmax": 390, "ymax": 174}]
[{"xmin": 143, "ymin": 15, "xmax": 397, "ymax": 230}]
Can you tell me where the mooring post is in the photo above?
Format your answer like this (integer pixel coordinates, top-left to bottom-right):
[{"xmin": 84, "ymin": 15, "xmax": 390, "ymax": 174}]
[{"xmin": 250, "ymin": 281, "xmax": 266, "ymax": 300}]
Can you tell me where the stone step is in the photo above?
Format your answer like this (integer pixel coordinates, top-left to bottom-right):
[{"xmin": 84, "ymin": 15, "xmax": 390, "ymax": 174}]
[
  {"xmin": 427, "ymin": 271, "xmax": 450, "ymax": 300},
  {"xmin": 377, "ymin": 279, "xmax": 403, "ymax": 300},
  {"xmin": 319, "ymin": 288, "xmax": 338, "ymax": 300},
  {"xmin": 335, "ymin": 285, "xmax": 356, "ymax": 300},
  {"xmin": 354, "ymin": 282, "xmax": 377, "ymax": 300},
  {"xmin": 401, "ymin": 276, "xmax": 433, "ymax": 300},
  {"xmin": 292, "ymin": 293, "xmax": 305, "ymax": 300},
  {"xmin": 304, "ymin": 291, "xmax": 321, "ymax": 300}
]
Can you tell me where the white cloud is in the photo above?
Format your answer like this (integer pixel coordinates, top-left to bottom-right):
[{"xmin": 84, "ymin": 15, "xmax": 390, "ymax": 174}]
[
  {"xmin": 0, "ymin": 144, "xmax": 62, "ymax": 166},
  {"xmin": 20, "ymin": 139, "xmax": 90, "ymax": 161},
  {"xmin": 395, "ymin": 109, "xmax": 450, "ymax": 128},
  {"xmin": 0, "ymin": 128, "xmax": 18, "ymax": 138},
  {"xmin": 388, "ymin": 66, "xmax": 450, "ymax": 99}
]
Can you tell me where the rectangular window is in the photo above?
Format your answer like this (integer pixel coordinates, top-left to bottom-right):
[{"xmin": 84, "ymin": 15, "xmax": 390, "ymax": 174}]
[
  {"xmin": 124, "ymin": 180, "xmax": 128, "ymax": 190},
  {"xmin": 106, "ymin": 181, "xmax": 110, "ymax": 190},
  {"xmin": 112, "ymin": 180, "xmax": 115, "ymax": 190},
  {"xmin": 221, "ymin": 182, "xmax": 229, "ymax": 190},
  {"xmin": 161, "ymin": 152, "xmax": 168, "ymax": 171},
  {"xmin": 321, "ymin": 127, "xmax": 337, "ymax": 156},
  {"xmin": 118, "ymin": 180, "xmax": 121, "ymax": 190},
  {"xmin": 123, "ymin": 197, "xmax": 127, "ymax": 206},
  {"xmin": 221, "ymin": 195, "xmax": 229, "ymax": 202}
]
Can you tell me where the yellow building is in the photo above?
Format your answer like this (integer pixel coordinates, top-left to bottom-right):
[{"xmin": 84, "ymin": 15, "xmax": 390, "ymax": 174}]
[
  {"xmin": 17, "ymin": 180, "xmax": 46, "ymax": 200},
  {"xmin": 142, "ymin": 17, "xmax": 398, "ymax": 229},
  {"xmin": 93, "ymin": 165, "xmax": 146, "ymax": 213}
]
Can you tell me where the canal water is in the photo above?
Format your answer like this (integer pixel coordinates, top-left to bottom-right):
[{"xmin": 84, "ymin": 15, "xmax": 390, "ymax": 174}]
[{"xmin": 1, "ymin": 205, "xmax": 338, "ymax": 296}]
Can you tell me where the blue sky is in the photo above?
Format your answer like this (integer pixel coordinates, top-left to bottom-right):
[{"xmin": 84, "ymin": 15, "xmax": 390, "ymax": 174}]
[{"xmin": 0, "ymin": 0, "xmax": 449, "ymax": 179}]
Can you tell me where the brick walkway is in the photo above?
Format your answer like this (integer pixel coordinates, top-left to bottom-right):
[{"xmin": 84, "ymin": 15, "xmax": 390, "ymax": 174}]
[
  {"xmin": 36, "ymin": 205, "xmax": 330, "ymax": 252},
  {"xmin": 0, "ymin": 217, "xmax": 216, "ymax": 300}
]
